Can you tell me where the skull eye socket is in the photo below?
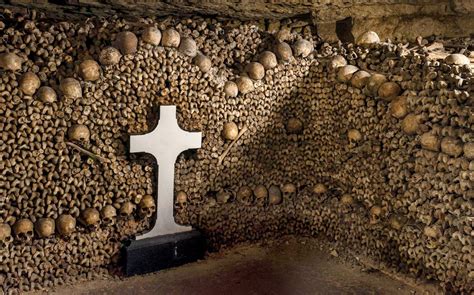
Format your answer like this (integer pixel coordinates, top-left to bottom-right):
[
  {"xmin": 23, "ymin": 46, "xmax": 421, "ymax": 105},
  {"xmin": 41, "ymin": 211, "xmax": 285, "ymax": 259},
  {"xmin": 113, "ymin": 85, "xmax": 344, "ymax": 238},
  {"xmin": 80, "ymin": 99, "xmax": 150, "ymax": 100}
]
[
  {"xmin": 176, "ymin": 199, "xmax": 187, "ymax": 207},
  {"xmin": 88, "ymin": 223, "xmax": 98, "ymax": 229},
  {"xmin": 140, "ymin": 207, "xmax": 154, "ymax": 218}
]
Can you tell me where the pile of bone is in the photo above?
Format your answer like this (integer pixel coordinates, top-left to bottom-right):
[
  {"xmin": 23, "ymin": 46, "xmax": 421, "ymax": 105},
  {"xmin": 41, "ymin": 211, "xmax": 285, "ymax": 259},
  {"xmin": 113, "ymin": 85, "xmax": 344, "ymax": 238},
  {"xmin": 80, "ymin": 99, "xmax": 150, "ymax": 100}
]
[{"xmin": 0, "ymin": 8, "xmax": 472, "ymax": 294}]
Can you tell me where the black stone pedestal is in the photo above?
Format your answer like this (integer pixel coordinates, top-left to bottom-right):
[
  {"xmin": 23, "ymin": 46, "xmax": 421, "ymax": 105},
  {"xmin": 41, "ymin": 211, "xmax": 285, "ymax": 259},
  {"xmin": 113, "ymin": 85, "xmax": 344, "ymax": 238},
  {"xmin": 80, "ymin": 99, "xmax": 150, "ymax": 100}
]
[{"xmin": 123, "ymin": 230, "xmax": 206, "ymax": 276}]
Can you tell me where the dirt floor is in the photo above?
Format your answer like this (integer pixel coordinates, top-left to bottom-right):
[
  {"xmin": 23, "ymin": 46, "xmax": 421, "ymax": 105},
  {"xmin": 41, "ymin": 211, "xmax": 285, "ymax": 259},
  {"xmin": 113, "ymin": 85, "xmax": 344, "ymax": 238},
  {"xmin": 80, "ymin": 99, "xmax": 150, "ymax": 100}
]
[{"xmin": 34, "ymin": 236, "xmax": 437, "ymax": 295}]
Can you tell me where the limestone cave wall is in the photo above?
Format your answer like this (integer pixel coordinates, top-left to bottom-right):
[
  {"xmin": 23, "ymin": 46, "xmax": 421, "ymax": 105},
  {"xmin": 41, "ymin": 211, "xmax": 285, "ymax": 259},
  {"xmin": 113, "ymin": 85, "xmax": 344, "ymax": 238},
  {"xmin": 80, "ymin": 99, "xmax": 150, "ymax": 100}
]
[
  {"xmin": 3, "ymin": 0, "xmax": 474, "ymax": 41},
  {"xmin": 0, "ymin": 7, "xmax": 473, "ymax": 294}
]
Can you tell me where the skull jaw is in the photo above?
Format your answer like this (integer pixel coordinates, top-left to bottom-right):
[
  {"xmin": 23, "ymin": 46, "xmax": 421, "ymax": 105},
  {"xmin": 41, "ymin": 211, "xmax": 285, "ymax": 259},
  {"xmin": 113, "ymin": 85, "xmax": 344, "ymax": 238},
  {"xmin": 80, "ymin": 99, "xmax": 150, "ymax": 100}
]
[
  {"xmin": 17, "ymin": 232, "xmax": 33, "ymax": 243},
  {"xmin": 87, "ymin": 223, "xmax": 100, "ymax": 231},
  {"xmin": 0, "ymin": 237, "xmax": 13, "ymax": 249},
  {"xmin": 255, "ymin": 198, "xmax": 267, "ymax": 207},
  {"xmin": 175, "ymin": 202, "xmax": 188, "ymax": 209},
  {"xmin": 283, "ymin": 193, "xmax": 295, "ymax": 201},
  {"xmin": 102, "ymin": 218, "xmax": 115, "ymax": 227},
  {"xmin": 139, "ymin": 207, "xmax": 155, "ymax": 218}
]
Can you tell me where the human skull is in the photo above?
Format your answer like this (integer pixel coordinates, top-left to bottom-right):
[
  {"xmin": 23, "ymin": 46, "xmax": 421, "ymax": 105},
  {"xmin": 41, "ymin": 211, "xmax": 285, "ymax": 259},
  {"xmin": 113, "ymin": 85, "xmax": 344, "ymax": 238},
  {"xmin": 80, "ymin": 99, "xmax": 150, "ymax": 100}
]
[
  {"xmin": 139, "ymin": 195, "xmax": 156, "ymax": 218},
  {"xmin": 420, "ymin": 133, "xmax": 440, "ymax": 152},
  {"xmin": 444, "ymin": 53, "xmax": 470, "ymax": 65},
  {"xmin": 56, "ymin": 214, "xmax": 76, "ymax": 237},
  {"xmin": 369, "ymin": 206, "xmax": 382, "ymax": 224},
  {"xmin": 178, "ymin": 37, "xmax": 197, "ymax": 58},
  {"xmin": 193, "ymin": 54, "xmax": 212, "ymax": 73},
  {"xmin": 36, "ymin": 86, "xmax": 57, "ymax": 103},
  {"xmin": 292, "ymin": 39, "xmax": 313, "ymax": 58},
  {"xmin": 275, "ymin": 28, "xmax": 290, "ymax": 42},
  {"xmin": 350, "ymin": 70, "xmax": 371, "ymax": 89},
  {"xmin": 423, "ymin": 226, "xmax": 440, "ymax": 239},
  {"xmin": 60, "ymin": 77, "xmax": 82, "ymax": 98},
  {"xmin": 253, "ymin": 185, "xmax": 268, "ymax": 206},
  {"xmin": 224, "ymin": 81, "xmax": 239, "ymax": 97},
  {"xmin": 258, "ymin": 51, "xmax": 277, "ymax": 69},
  {"xmin": 245, "ymin": 62, "xmax": 265, "ymax": 80},
  {"xmin": 120, "ymin": 201, "xmax": 135, "ymax": 217},
  {"xmin": 337, "ymin": 65, "xmax": 358, "ymax": 82},
  {"xmin": 286, "ymin": 118, "xmax": 303, "ymax": 134},
  {"xmin": 0, "ymin": 52, "xmax": 23, "ymax": 71},
  {"xmin": 142, "ymin": 26, "xmax": 161, "ymax": 45},
  {"xmin": 114, "ymin": 31, "xmax": 138, "ymax": 55},
  {"xmin": 35, "ymin": 218, "xmax": 55, "ymax": 238},
  {"xmin": 274, "ymin": 42, "xmax": 292, "ymax": 62},
  {"xmin": 340, "ymin": 194, "xmax": 354, "ymax": 213},
  {"xmin": 356, "ymin": 31, "xmax": 380, "ymax": 45},
  {"xmin": 162, "ymin": 28, "xmax": 181, "ymax": 48},
  {"xmin": 464, "ymin": 143, "xmax": 474, "ymax": 160},
  {"xmin": 268, "ymin": 185, "xmax": 282, "ymax": 205},
  {"xmin": 175, "ymin": 191, "xmax": 188, "ymax": 208},
  {"xmin": 81, "ymin": 208, "xmax": 101, "ymax": 230},
  {"xmin": 13, "ymin": 219, "xmax": 34, "ymax": 242},
  {"xmin": 389, "ymin": 96, "xmax": 408, "ymax": 119},
  {"xmin": 389, "ymin": 215, "xmax": 403, "ymax": 231},
  {"xmin": 237, "ymin": 186, "xmax": 254, "ymax": 205},
  {"xmin": 330, "ymin": 55, "xmax": 347, "ymax": 69},
  {"xmin": 78, "ymin": 59, "xmax": 101, "ymax": 81},
  {"xmin": 19, "ymin": 71, "xmax": 41, "ymax": 95},
  {"xmin": 216, "ymin": 189, "xmax": 233, "ymax": 204},
  {"xmin": 440, "ymin": 137, "xmax": 463, "ymax": 157},
  {"xmin": 340, "ymin": 194, "xmax": 354, "ymax": 206},
  {"xmin": 99, "ymin": 46, "xmax": 122, "ymax": 66},
  {"xmin": 401, "ymin": 113, "xmax": 421, "ymax": 135},
  {"xmin": 0, "ymin": 223, "xmax": 13, "ymax": 248},
  {"xmin": 313, "ymin": 183, "xmax": 328, "ymax": 194},
  {"xmin": 236, "ymin": 76, "xmax": 254, "ymax": 94},
  {"xmin": 423, "ymin": 225, "xmax": 441, "ymax": 248},
  {"xmin": 348, "ymin": 129, "xmax": 362, "ymax": 143},
  {"xmin": 100, "ymin": 205, "xmax": 117, "ymax": 226},
  {"xmin": 378, "ymin": 82, "xmax": 401, "ymax": 102},
  {"xmin": 68, "ymin": 124, "xmax": 90, "ymax": 142},
  {"xmin": 366, "ymin": 73, "xmax": 387, "ymax": 96},
  {"xmin": 281, "ymin": 183, "xmax": 296, "ymax": 200},
  {"xmin": 223, "ymin": 122, "xmax": 239, "ymax": 140}
]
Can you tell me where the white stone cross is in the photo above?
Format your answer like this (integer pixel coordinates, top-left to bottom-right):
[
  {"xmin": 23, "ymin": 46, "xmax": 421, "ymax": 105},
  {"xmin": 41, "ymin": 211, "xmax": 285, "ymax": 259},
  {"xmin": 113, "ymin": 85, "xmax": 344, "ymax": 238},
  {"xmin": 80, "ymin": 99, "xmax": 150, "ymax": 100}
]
[{"xmin": 130, "ymin": 105, "xmax": 202, "ymax": 239}]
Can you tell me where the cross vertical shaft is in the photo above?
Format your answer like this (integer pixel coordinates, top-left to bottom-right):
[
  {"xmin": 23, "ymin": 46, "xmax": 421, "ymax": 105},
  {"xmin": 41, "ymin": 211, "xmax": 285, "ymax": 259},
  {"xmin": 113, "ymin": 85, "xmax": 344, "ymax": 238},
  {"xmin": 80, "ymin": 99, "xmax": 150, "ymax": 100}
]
[{"xmin": 129, "ymin": 105, "xmax": 201, "ymax": 239}]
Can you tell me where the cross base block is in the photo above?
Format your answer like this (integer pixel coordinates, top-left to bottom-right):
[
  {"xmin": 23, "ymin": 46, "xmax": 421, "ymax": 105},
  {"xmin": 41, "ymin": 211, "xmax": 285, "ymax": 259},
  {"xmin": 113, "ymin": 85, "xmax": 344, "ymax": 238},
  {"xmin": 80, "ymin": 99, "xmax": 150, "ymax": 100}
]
[{"xmin": 123, "ymin": 230, "xmax": 206, "ymax": 276}]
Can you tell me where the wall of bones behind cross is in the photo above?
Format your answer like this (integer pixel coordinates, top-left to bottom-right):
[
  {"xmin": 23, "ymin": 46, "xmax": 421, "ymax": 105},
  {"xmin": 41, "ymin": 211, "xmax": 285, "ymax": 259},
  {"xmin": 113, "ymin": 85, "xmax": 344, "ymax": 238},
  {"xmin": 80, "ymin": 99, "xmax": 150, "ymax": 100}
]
[{"xmin": 0, "ymin": 10, "xmax": 473, "ymax": 293}]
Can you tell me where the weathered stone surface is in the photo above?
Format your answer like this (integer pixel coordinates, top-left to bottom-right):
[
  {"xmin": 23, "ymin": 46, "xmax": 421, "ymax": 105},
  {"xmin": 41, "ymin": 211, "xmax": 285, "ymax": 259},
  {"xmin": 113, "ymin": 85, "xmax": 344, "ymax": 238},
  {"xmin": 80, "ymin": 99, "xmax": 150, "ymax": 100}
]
[
  {"xmin": 315, "ymin": 21, "xmax": 338, "ymax": 43},
  {"xmin": 3, "ymin": 1, "xmax": 473, "ymax": 41},
  {"xmin": 351, "ymin": 15, "xmax": 474, "ymax": 42}
]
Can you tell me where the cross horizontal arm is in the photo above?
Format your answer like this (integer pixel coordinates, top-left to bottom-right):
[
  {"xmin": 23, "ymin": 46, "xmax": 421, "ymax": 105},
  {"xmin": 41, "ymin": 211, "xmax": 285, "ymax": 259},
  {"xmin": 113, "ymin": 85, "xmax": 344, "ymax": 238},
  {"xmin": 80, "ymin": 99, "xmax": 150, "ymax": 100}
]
[{"xmin": 129, "ymin": 105, "xmax": 202, "ymax": 239}]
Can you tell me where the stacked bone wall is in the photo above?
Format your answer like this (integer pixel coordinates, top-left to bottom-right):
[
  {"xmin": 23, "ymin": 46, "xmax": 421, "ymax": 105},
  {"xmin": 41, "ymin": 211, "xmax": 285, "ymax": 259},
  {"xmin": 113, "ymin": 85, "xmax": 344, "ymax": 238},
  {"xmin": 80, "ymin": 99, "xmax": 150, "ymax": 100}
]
[{"xmin": 0, "ymin": 10, "xmax": 472, "ymax": 293}]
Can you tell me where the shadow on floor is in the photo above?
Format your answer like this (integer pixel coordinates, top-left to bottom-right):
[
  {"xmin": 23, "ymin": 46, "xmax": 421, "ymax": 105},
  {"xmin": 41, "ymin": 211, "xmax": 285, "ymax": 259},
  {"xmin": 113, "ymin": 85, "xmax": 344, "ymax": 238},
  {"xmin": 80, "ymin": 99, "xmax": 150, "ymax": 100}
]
[{"xmin": 42, "ymin": 237, "xmax": 418, "ymax": 295}]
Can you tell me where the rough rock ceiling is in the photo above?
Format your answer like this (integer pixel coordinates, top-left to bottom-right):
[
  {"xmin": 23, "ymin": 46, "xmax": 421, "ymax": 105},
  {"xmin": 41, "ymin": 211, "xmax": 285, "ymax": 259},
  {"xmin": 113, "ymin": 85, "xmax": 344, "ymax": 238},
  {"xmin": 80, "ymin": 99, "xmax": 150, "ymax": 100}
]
[
  {"xmin": 2, "ymin": 1, "xmax": 474, "ymax": 46},
  {"xmin": 3, "ymin": 0, "xmax": 473, "ymax": 20}
]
